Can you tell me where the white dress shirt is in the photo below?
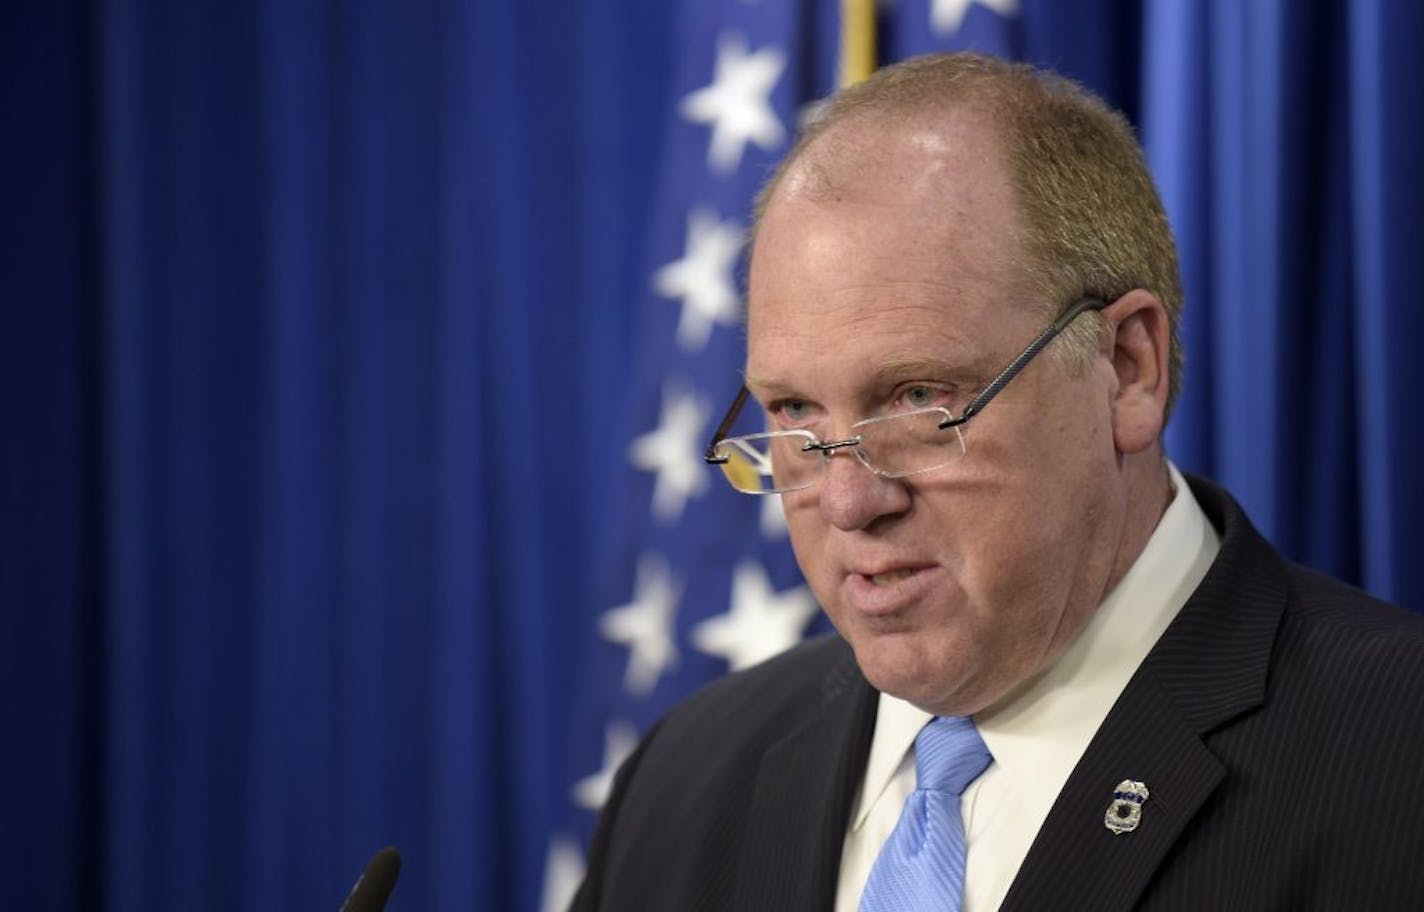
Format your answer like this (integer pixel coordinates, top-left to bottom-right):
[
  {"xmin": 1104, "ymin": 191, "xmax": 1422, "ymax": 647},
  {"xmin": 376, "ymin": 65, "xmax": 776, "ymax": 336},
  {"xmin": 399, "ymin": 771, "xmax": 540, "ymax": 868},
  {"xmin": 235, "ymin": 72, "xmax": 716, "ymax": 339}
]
[{"xmin": 835, "ymin": 463, "xmax": 1221, "ymax": 912}]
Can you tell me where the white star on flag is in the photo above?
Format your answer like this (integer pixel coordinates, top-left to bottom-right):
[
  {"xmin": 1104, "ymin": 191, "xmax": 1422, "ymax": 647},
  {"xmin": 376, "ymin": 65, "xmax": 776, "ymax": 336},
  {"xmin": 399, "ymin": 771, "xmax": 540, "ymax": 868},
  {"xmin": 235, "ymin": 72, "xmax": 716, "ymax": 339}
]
[
  {"xmin": 600, "ymin": 553, "xmax": 681, "ymax": 696},
  {"xmin": 572, "ymin": 720, "xmax": 639, "ymax": 812},
  {"xmin": 652, "ymin": 208, "xmax": 744, "ymax": 352},
  {"xmin": 760, "ymin": 494, "xmax": 788, "ymax": 538},
  {"xmin": 680, "ymin": 31, "xmax": 788, "ymax": 173},
  {"xmin": 931, "ymin": 0, "xmax": 1020, "ymax": 34},
  {"xmin": 629, "ymin": 383, "xmax": 712, "ymax": 522},
  {"xmin": 691, "ymin": 560, "xmax": 819, "ymax": 670},
  {"xmin": 538, "ymin": 838, "xmax": 584, "ymax": 912}
]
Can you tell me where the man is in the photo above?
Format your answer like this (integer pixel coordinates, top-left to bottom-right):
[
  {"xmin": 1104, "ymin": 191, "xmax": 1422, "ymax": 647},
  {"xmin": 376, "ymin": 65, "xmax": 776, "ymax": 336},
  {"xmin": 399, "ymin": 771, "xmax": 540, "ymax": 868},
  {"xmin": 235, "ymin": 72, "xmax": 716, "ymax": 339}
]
[{"xmin": 573, "ymin": 53, "xmax": 1424, "ymax": 910}]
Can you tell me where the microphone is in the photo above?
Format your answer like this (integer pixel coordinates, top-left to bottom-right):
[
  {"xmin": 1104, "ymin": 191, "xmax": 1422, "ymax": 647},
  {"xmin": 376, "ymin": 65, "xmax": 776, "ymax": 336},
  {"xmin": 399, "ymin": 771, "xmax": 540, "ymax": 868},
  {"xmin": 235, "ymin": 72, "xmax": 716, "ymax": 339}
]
[{"xmin": 340, "ymin": 846, "xmax": 402, "ymax": 912}]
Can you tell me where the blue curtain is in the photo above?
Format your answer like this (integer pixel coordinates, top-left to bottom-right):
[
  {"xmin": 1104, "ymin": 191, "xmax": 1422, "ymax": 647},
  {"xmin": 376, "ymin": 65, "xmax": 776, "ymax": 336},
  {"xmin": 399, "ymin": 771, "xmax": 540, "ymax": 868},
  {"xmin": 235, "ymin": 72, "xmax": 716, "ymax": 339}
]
[
  {"xmin": 3, "ymin": 2, "xmax": 1420, "ymax": 911},
  {"xmin": 5, "ymin": 1, "xmax": 674, "ymax": 909},
  {"xmin": 1147, "ymin": 0, "xmax": 1424, "ymax": 604}
]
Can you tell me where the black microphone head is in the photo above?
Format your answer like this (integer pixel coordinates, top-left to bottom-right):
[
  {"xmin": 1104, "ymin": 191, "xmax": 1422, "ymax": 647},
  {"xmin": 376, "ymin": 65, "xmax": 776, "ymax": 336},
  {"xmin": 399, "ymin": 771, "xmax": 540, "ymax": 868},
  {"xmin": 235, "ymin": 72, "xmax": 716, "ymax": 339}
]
[{"xmin": 340, "ymin": 846, "xmax": 402, "ymax": 912}]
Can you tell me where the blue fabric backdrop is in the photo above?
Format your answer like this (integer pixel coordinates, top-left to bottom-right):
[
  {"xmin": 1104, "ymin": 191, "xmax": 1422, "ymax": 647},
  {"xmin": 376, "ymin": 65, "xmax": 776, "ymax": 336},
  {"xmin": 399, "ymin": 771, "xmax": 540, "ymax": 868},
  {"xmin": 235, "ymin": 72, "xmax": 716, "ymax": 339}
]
[{"xmin": 2, "ymin": 1, "xmax": 1420, "ymax": 910}]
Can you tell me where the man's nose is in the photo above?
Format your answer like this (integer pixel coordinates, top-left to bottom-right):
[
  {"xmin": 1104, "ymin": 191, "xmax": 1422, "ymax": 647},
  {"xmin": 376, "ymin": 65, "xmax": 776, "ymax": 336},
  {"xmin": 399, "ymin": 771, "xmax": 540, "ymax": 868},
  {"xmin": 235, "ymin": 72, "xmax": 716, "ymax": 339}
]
[{"xmin": 816, "ymin": 447, "xmax": 911, "ymax": 531}]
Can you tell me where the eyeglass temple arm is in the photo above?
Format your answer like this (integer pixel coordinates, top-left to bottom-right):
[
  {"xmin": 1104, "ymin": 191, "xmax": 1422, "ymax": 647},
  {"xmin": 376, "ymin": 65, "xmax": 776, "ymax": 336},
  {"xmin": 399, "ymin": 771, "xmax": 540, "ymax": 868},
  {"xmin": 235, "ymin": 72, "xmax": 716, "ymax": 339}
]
[
  {"xmin": 704, "ymin": 384, "xmax": 752, "ymax": 463},
  {"xmin": 939, "ymin": 296, "xmax": 1107, "ymax": 429}
]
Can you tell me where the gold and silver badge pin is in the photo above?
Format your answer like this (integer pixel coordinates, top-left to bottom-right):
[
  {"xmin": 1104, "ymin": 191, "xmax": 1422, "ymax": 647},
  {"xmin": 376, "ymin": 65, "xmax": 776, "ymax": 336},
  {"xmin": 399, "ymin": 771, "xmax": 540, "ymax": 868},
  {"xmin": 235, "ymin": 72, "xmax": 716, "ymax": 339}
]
[{"xmin": 1105, "ymin": 780, "xmax": 1149, "ymax": 834}]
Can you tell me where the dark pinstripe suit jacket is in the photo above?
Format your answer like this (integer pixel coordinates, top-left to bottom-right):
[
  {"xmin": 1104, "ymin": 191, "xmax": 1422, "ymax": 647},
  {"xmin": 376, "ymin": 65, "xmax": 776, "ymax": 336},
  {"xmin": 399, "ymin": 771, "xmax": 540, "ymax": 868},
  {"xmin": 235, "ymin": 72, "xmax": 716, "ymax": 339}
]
[{"xmin": 574, "ymin": 477, "xmax": 1424, "ymax": 910}]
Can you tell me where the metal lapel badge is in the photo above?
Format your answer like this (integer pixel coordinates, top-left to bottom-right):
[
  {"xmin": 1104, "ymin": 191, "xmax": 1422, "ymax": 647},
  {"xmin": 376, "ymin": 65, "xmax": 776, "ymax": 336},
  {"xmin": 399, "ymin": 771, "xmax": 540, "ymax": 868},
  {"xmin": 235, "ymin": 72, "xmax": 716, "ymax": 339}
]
[{"xmin": 1105, "ymin": 780, "xmax": 1150, "ymax": 834}]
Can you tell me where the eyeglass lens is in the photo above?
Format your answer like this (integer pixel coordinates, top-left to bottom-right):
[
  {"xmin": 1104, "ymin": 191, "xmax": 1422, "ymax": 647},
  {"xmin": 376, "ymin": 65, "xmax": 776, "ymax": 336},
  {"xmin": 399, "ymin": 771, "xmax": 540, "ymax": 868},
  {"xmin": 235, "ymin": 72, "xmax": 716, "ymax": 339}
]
[{"xmin": 713, "ymin": 409, "xmax": 966, "ymax": 494}]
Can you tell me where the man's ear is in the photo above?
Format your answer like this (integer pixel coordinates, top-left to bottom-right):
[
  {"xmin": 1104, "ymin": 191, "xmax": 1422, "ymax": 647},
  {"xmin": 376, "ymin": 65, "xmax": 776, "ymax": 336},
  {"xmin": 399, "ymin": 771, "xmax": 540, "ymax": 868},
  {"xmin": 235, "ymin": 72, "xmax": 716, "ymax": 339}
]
[{"xmin": 1102, "ymin": 289, "xmax": 1170, "ymax": 454}]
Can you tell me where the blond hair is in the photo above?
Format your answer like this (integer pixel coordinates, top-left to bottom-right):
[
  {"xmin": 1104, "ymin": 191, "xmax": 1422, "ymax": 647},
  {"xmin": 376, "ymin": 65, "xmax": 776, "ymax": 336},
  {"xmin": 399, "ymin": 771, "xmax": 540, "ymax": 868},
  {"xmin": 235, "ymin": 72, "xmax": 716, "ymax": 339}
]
[{"xmin": 755, "ymin": 53, "xmax": 1184, "ymax": 414}]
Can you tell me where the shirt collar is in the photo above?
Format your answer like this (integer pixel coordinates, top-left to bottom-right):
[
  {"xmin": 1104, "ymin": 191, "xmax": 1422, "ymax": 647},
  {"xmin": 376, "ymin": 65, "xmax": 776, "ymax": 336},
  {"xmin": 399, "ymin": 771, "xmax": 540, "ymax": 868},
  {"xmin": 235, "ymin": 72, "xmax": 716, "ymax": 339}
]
[{"xmin": 850, "ymin": 462, "xmax": 1220, "ymax": 830}]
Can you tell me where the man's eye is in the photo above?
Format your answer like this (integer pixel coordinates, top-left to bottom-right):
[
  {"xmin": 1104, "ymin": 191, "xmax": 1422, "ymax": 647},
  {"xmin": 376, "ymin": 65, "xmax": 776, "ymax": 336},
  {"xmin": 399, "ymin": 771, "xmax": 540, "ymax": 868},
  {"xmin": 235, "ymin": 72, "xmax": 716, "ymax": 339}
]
[
  {"xmin": 901, "ymin": 385, "xmax": 940, "ymax": 409},
  {"xmin": 772, "ymin": 399, "xmax": 813, "ymax": 423}
]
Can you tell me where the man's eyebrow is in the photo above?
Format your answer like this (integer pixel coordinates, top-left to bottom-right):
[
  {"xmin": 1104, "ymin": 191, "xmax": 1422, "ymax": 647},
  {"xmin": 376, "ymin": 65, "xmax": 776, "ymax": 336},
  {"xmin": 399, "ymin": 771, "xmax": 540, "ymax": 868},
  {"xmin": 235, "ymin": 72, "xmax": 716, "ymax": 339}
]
[
  {"xmin": 743, "ymin": 357, "xmax": 985, "ymax": 402},
  {"xmin": 743, "ymin": 374, "xmax": 800, "ymax": 399},
  {"xmin": 872, "ymin": 356, "xmax": 983, "ymax": 383}
]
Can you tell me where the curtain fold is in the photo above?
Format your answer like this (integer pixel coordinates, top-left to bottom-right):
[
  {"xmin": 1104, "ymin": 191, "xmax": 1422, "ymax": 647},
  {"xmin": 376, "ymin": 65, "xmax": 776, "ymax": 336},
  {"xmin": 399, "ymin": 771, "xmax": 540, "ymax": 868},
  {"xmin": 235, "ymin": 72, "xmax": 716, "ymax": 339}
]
[
  {"xmin": 1349, "ymin": 0, "xmax": 1424, "ymax": 608},
  {"xmin": 1151, "ymin": 0, "xmax": 1423, "ymax": 604}
]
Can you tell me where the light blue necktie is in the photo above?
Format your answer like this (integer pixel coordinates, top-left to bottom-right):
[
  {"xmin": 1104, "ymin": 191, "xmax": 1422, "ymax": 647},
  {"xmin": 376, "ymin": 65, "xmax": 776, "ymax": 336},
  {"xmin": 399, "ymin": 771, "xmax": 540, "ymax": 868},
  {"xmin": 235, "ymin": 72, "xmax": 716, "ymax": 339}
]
[{"xmin": 858, "ymin": 716, "xmax": 992, "ymax": 912}]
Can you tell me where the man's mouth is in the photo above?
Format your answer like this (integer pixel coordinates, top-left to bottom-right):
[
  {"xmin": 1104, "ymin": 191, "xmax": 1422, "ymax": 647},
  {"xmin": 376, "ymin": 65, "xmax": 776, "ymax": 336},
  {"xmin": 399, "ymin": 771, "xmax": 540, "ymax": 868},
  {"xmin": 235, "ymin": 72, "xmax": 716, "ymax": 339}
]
[
  {"xmin": 845, "ymin": 563, "xmax": 939, "ymax": 617},
  {"xmin": 870, "ymin": 568, "xmax": 919, "ymax": 586}
]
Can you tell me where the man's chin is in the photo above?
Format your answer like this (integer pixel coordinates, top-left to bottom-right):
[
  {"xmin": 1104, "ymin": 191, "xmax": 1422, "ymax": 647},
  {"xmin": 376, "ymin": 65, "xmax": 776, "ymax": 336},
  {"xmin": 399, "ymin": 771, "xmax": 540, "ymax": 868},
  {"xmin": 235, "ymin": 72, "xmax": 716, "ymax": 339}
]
[{"xmin": 850, "ymin": 634, "xmax": 976, "ymax": 715}]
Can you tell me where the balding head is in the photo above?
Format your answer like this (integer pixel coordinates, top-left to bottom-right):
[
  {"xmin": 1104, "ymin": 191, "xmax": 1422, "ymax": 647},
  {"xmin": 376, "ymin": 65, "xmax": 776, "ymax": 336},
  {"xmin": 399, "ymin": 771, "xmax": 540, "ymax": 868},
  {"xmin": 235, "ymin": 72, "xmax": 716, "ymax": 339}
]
[{"xmin": 754, "ymin": 53, "xmax": 1184, "ymax": 416}]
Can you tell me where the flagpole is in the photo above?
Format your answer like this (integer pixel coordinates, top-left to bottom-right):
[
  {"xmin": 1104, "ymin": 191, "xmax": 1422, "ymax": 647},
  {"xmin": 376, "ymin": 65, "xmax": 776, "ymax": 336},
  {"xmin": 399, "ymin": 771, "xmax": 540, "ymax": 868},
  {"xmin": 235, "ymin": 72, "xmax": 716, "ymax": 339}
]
[{"xmin": 840, "ymin": 0, "xmax": 877, "ymax": 86}]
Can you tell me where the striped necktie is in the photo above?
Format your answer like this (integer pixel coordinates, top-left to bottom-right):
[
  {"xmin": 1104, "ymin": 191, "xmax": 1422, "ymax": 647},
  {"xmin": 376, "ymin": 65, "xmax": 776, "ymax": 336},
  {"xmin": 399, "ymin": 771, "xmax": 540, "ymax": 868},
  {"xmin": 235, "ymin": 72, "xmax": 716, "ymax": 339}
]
[{"xmin": 858, "ymin": 716, "xmax": 992, "ymax": 912}]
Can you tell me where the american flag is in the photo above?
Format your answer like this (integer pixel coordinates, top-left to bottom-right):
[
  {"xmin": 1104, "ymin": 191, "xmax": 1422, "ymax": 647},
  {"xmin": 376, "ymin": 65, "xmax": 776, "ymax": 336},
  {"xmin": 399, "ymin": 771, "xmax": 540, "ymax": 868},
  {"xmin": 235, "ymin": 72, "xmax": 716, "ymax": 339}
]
[{"xmin": 543, "ymin": 4, "xmax": 1021, "ymax": 907}]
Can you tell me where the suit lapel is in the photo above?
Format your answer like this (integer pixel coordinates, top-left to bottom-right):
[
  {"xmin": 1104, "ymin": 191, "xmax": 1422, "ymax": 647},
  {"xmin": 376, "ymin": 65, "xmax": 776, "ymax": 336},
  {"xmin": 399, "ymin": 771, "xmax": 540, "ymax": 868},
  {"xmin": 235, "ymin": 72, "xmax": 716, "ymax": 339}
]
[
  {"xmin": 997, "ymin": 675, "xmax": 1226, "ymax": 911},
  {"xmin": 1001, "ymin": 476, "xmax": 1289, "ymax": 912},
  {"xmin": 732, "ymin": 642, "xmax": 878, "ymax": 911}
]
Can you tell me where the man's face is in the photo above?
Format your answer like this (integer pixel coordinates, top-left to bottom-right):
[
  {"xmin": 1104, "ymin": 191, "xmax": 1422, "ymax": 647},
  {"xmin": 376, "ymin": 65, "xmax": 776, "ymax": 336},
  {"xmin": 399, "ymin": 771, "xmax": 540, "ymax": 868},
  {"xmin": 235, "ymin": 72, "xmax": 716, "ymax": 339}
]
[{"xmin": 747, "ymin": 114, "xmax": 1133, "ymax": 716}]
